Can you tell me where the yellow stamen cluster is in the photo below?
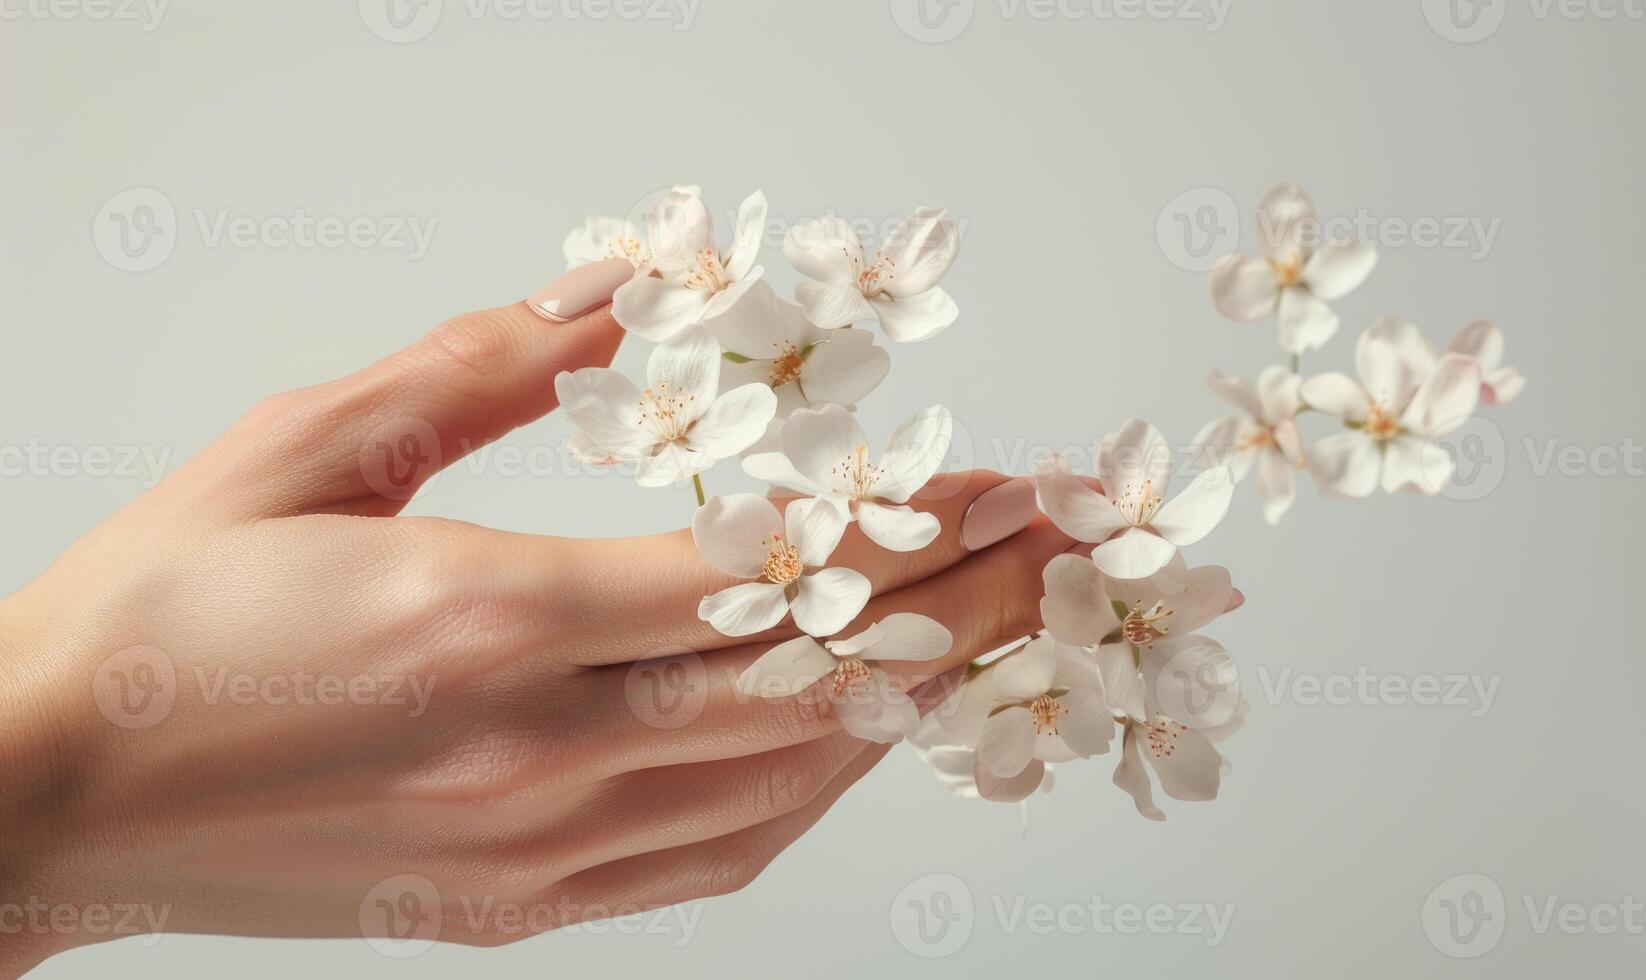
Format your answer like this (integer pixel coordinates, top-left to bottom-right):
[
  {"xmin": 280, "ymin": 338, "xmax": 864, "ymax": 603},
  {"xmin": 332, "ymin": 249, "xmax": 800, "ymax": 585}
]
[
  {"xmin": 761, "ymin": 533, "xmax": 803, "ymax": 585},
  {"xmin": 848, "ymin": 246, "xmax": 897, "ymax": 295},
  {"xmin": 1115, "ymin": 480, "xmax": 1164, "ymax": 526},
  {"xmin": 1269, "ymin": 256, "xmax": 1304, "ymax": 286},
  {"xmin": 604, "ymin": 236, "xmax": 647, "ymax": 264},
  {"xmin": 683, "ymin": 247, "xmax": 732, "ymax": 293},
  {"xmin": 1030, "ymin": 695, "xmax": 1066, "ymax": 736},
  {"xmin": 768, "ymin": 343, "xmax": 805, "ymax": 388},
  {"xmin": 831, "ymin": 657, "xmax": 873, "ymax": 696},
  {"xmin": 636, "ymin": 381, "xmax": 695, "ymax": 440},
  {"xmin": 830, "ymin": 444, "xmax": 884, "ymax": 500},
  {"xmin": 1364, "ymin": 402, "xmax": 1400, "ymax": 440},
  {"xmin": 1122, "ymin": 600, "xmax": 1172, "ymax": 646}
]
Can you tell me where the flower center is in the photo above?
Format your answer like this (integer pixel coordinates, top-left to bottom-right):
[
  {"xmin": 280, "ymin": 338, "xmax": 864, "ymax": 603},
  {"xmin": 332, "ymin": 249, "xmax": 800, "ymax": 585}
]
[
  {"xmin": 1236, "ymin": 428, "xmax": 1275, "ymax": 452},
  {"xmin": 829, "ymin": 444, "xmax": 883, "ymax": 501},
  {"xmin": 831, "ymin": 657, "xmax": 873, "ymax": 696},
  {"xmin": 761, "ymin": 534, "xmax": 804, "ymax": 585},
  {"xmin": 682, "ymin": 247, "xmax": 733, "ymax": 293},
  {"xmin": 1122, "ymin": 600, "xmax": 1172, "ymax": 646},
  {"xmin": 604, "ymin": 235, "xmax": 648, "ymax": 265},
  {"xmin": 1142, "ymin": 715, "xmax": 1185, "ymax": 759},
  {"xmin": 1029, "ymin": 694, "xmax": 1066, "ymax": 735},
  {"xmin": 847, "ymin": 246, "xmax": 896, "ymax": 296},
  {"xmin": 1269, "ymin": 256, "xmax": 1303, "ymax": 287},
  {"xmin": 635, "ymin": 381, "xmax": 695, "ymax": 442},
  {"xmin": 768, "ymin": 343, "xmax": 805, "ymax": 388},
  {"xmin": 1114, "ymin": 480, "xmax": 1164, "ymax": 526},
  {"xmin": 1364, "ymin": 402, "xmax": 1401, "ymax": 441}
]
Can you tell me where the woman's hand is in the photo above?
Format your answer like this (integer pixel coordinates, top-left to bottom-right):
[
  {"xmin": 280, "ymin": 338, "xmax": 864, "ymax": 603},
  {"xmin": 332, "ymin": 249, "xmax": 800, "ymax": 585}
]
[{"xmin": 0, "ymin": 277, "xmax": 1073, "ymax": 971}]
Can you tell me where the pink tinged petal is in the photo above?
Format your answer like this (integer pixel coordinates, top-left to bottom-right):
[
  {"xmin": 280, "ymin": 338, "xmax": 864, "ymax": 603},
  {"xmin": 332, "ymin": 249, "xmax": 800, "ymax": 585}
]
[
  {"xmin": 1099, "ymin": 418, "xmax": 1174, "ymax": 498},
  {"xmin": 1141, "ymin": 721, "xmax": 1223, "ymax": 803},
  {"xmin": 737, "ymin": 635, "xmax": 836, "ymax": 698},
  {"xmin": 1098, "ymin": 643, "xmax": 1145, "ymax": 723},
  {"xmin": 1093, "ymin": 527, "xmax": 1177, "ymax": 581},
  {"xmin": 1272, "ymin": 418, "xmax": 1306, "ymax": 466},
  {"xmin": 721, "ymin": 189, "xmax": 768, "ymax": 282},
  {"xmin": 1151, "ymin": 466, "xmax": 1234, "ymax": 547},
  {"xmin": 1381, "ymin": 434, "xmax": 1453, "ymax": 496},
  {"xmin": 834, "ymin": 673, "xmax": 919, "ymax": 744},
  {"xmin": 1120, "ymin": 563, "xmax": 1232, "ymax": 637},
  {"xmin": 1055, "ymin": 689, "xmax": 1115, "ymax": 757},
  {"xmin": 741, "ymin": 452, "xmax": 826, "ymax": 496},
  {"xmin": 974, "ymin": 755, "xmax": 1046, "ymax": 804},
  {"xmin": 1190, "ymin": 416, "xmax": 1257, "ymax": 482},
  {"xmin": 566, "ymin": 431, "xmax": 630, "ymax": 467},
  {"xmin": 1308, "ymin": 431, "xmax": 1381, "ymax": 498},
  {"xmin": 1401, "ymin": 352, "xmax": 1482, "ymax": 438},
  {"xmin": 874, "ymin": 405, "xmax": 953, "ymax": 503},
  {"xmin": 697, "ymin": 270, "xmax": 764, "ymax": 323},
  {"xmin": 1446, "ymin": 318, "xmax": 1504, "ymax": 370},
  {"xmin": 611, "ymin": 275, "xmax": 708, "ymax": 342},
  {"xmin": 855, "ymin": 501, "xmax": 940, "ymax": 552},
  {"xmin": 978, "ymin": 707, "xmax": 1037, "ymax": 778},
  {"xmin": 1035, "ymin": 455, "xmax": 1129, "ymax": 544},
  {"xmin": 1208, "ymin": 254, "xmax": 1280, "ymax": 322},
  {"xmin": 692, "ymin": 493, "xmax": 784, "ymax": 577},
  {"xmin": 687, "ymin": 384, "xmax": 778, "ymax": 460},
  {"xmin": 1302, "ymin": 240, "xmax": 1377, "ymax": 299},
  {"xmin": 1040, "ymin": 553, "xmax": 1120, "ymax": 648},
  {"xmin": 828, "ymin": 612, "xmax": 951, "ymax": 663},
  {"xmin": 698, "ymin": 582, "xmax": 790, "ymax": 637},
  {"xmin": 780, "ymin": 402, "xmax": 870, "ymax": 494},
  {"xmin": 1257, "ymin": 448, "xmax": 1298, "ymax": 526},
  {"xmin": 1255, "ymin": 365, "xmax": 1304, "ymax": 423},
  {"xmin": 1299, "ymin": 371, "xmax": 1371, "ymax": 422},
  {"xmin": 785, "ymin": 495, "xmax": 848, "ymax": 567},
  {"xmin": 790, "ymin": 567, "xmax": 870, "ymax": 637},
  {"xmin": 782, "ymin": 216, "xmax": 863, "ymax": 287},
  {"xmin": 554, "ymin": 368, "xmax": 647, "ymax": 451},
  {"xmin": 646, "ymin": 188, "xmax": 714, "ymax": 276},
  {"xmin": 636, "ymin": 443, "xmax": 711, "ymax": 487},
  {"xmin": 795, "ymin": 280, "xmax": 876, "ymax": 329},
  {"xmin": 1356, "ymin": 316, "xmax": 1437, "ymax": 410},
  {"xmin": 1484, "ymin": 368, "xmax": 1526, "ymax": 405},
  {"xmin": 868, "ymin": 287, "xmax": 957, "ymax": 343},
  {"xmin": 799, "ymin": 328, "xmax": 891, "ymax": 407},
  {"xmin": 1204, "ymin": 370, "xmax": 1264, "ymax": 418},
  {"xmin": 1254, "ymin": 182, "xmax": 1317, "ymax": 264},
  {"xmin": 1114, "ymin": 726, "xmax": 1165, "ymax": 821},
  {"xmin": 881, "ymin": 207, "xmax": 959, "ymax": 298},
  {"xmin": 1276, "ymin": 286, "xmax": 1339, "ymax": 355},
  {"xmin": 1142, "ymin": 636, "xmax": 1242, "ymax": 731},
  {"xmin": 993, "ymin": 637, "xmax": 1059, "ymax": 700}
]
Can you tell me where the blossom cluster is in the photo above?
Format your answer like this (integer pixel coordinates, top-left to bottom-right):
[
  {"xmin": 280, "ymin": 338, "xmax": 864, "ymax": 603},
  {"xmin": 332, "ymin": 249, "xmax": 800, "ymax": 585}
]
[{"xmin": 552, "ymin": 182, "xmax": 1521, "ymax": 823}]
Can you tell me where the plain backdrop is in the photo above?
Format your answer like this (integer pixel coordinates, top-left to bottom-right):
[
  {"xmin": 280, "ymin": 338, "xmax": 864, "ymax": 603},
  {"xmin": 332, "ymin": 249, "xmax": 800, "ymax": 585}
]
[{"xmin": 4, "ymin": 1, "xmax": 1643, "ymax": 976}]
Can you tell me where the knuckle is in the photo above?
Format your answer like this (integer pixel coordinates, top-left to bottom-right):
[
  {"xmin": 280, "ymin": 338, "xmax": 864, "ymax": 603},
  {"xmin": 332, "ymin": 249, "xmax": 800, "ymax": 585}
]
[
  {"xmin": 701, "ymin": 845, "xmax": 768, "ymax": 899},
  {"xmin": 748, "ymin": 752, "xmax": 825, "ymax": 818},
  {"xmin": 423, "ymin": 310, "xmax": 526, "ymax": 382}
]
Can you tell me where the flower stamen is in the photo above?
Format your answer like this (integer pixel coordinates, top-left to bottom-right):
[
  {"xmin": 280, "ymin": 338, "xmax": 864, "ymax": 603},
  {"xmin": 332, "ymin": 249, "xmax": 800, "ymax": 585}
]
[
  {"xmin": 1143, "ymin": 715, "xmax": 1185, "ymax": 759},
  {"xmin": 636, "ymin": 381, "xmax": 695, "ymax": 441},
  {"xmin": 830, "ymin": 444, "xmax": 884, "ymax": 500},
  {"xmin": 1123, "ymin": 600, "xmax": 1172, "ymax": 646},
  {"xmin": 768, "ymin": 343, "xmax": 805, "ymax": 388},
  {"xmin": 761, "ymin": 533, "xmax": 803, "ymax": 585},
  {"xmin": 1364, "ymin": 402, "xmax": 1400, "ymax": 441},
  {"xmin": 683, "ymin": 247, "xmax": 732, "ymax": 293},
  {"xmin": 831, "ymin": 657, "xmax": 873, "ymax": 696},
  {"xmin": 1030, "ymin": 695, "xmax": 1066, "ymax": 735},
  {"xmin": 1114, "ymin": 480, "xmax": 1165, "ymax": 526}
]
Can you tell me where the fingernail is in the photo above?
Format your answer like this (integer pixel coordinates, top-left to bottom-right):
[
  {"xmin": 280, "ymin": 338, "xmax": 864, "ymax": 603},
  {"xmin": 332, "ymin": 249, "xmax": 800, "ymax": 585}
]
[
  {"xmin": 527, "ymin": 257, "xmax": 634, "ymax": 322},
  {"xmin": 961, "ymin": 477, "xmax": 1039, "ymax": 552},
  {"xmin": 1225, "ymin": 588, "xmax": 1245, "ymax": 613}
]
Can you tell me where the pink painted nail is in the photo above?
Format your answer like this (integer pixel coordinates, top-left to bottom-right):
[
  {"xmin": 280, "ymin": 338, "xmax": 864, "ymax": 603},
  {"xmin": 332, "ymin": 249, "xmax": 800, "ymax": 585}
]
[
  {"xmin": 527, "ymin": 257, "xmax": 635, "ymax": 322},
  {"xmin": 960, "ymin": 477, "xmax": 1039, "ymax": 552}
]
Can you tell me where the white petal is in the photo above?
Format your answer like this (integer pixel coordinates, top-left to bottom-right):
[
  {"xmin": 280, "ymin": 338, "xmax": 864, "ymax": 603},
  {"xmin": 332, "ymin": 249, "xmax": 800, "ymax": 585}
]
[
  {"xmin": 881, "ymin": 207, "xmax": 959, "ymax": 298},
  {"xmin": 1254, "ymin": 182, "xmax": 1316, "ymax": 264},
  {"xmin": 698, "ymin": 582, "xmax": 790, "ymax": 637},
  {"xmin": 854, "ymin": 501, "xmax": 940, "ymax": 552},
  {"xmin": 1299, "ymin": 371, "xmax": 1371, "ymax": 422},
  {"xmin": 992, "ymin": 637, "xmax": 1059, "ymax": 700},
  {"xmin": 1142, "ymin": 636, "xmax": 1241, "ymax": 731},
  {"xmin": 1401, "ymin": 352, "xmax": 1481, "ymax": 438},
  {"xmin": 795, "ymin": 280, "xmax": 876, "ymax": 328},
  {"xmin": 1098, "ymin": 643, "xmax": 1145, "ymax": 723},
  {"xmin": 697, "ymin": 271, "xmax": 764, "ymax": 324},
  {"xmin": 1302, "ymin": 240, "xmax": 1377, "ymax": 300},
  {"xmin": 1204, "ymin": 369, "xmax": 1264, "ymax": 418},
  {"xmin": 1255, "ymin": 365, "xmax": 1304, "ymax": 424},
  {"xmin": 1308, "ymin": 431, "xmax": 1381, "ymax": 498},
  {"xmin": 780, "ymin": 402, "xmax": 869, "ymax": 494},
  {"xmin": 1256, "ymin": 448, "xmax": 1298, "ymax": 525},
  {"xmin": 977, "ymin": 707, "xmax": 1037, "ymax": 778},
  {"xmin": 1040, "ymin": 552, "xmax": 1119, "ymax": 648},
  {"xmin": 635, "ymin": 442, "xmax": 710, "ymax": 488},
  {"xmin": 563, "ymin": 215, "xmax": 639, "ymax": 269},
  {"xmin": 1446, "ymin": 318, "xmax": 1504, "ymax": 371},
  {"xmin": 645, "ymin": 187, "xmax": 713, "ymax": 277},
  {"xmin": 1151, "ymin": 467, "xmax": 1234, "ymax": 547},
  {"xmin": 1092, "ymin": 527, "xmax": 1177, "ymax": 581},
  {"xmin": 1141, "ymin": 720, "xmax": 1223, "ymax": 803},
  {"xmin": 692, "ymin": 493, "xmax": 784, "ymax": 578},
  {"xmin": 737, "ymin": 635, "xmax": 835, "ymax": 697},
  {"xmin": 722, "ymin": 189, "xmax": 768, "ymax": 282},
  {"xmin": 1114, "ymin": 726, "xmax": 1165, "ymax": 821},
  {"xmin": 1190, "ymin": 416, "xmax": 1258, "ymax": 481},
  {"xmin": 1035, "ymin": 455, "xmax": 1130, "ymax": 544},
  {"xmin": 782, "ymin": 216, "xmax": 862, "ymax": 287},
  {"xmin": 1056, "ymin": 689, "xmax": 1115, "ymax": 757},
  {"xmin": 1484, "ymin": 368, "xmax": 1526, "ymax": 406},
  {"xmin": 791, "ymin": 567, "xmax": 870, "ymax": 637},
  {"xmin": 707, "ymin": 279, "xmax": 787, "ymax": 359},
  {"xmin": 1099, "ymin": 418, "xmax": 1174, "ymax": 499},
  {"xmin": 687, "ymin": 384, "xmax": 778, "ymax": 460},
  {"xmin": 611, "ymin": 275, "xmax": 707, "ymax": 342},
  {"xmin": 1208, "ymin": 254, "xmax": 1279, "ymax": 321},
  {"xmin": 1381, "ymin": 434, "xmax": 1453, "ymax": 495},
  {"xmin": 973, "ymin": 754, "xmax": 1046, "ymax": 804},
  {"xmin": 868, "ymin": 287, "xmax": 957, "ymax": 343},
  {"xmin": 799, "ymin": 328, "xmax": 890, "ymax": 406},
  {"xmin": 1276, "ymin": 286, "xmax": 1339, "ymax": 355},
  {"xmin": 785, "ymin": 496, "xmax": 848, "ymax": 567},
  {"xmin": 648, "ymin": 325, "xmax": 721, "ymax": 415},
  {"xmin": 834, "ymin": 673, "xmax": 919, "ymax": 744},
  {"xmin": 554, "ymin": 368, "xmax": 647, "ymax": 452},
  {"xmin": 874, "ymin": 405, "xmax": 953, "ymax": 503},
  {"xmin": 741, "ymin": 452, "xmax": 827, "ymax": 496},
  {"xmin": 828, "ymin": 612, "xmax": 952, "ymax": 663},
  {"xmin": 1356, "ymin": 316, "xmax": 1437, "ymax": 411}
]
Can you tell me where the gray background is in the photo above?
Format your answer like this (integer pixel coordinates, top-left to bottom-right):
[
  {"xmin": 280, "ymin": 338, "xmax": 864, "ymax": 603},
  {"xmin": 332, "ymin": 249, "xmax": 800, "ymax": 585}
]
[{"xmin": 4, "ymin": 0, "xmax": 1642, "ymax": 976}]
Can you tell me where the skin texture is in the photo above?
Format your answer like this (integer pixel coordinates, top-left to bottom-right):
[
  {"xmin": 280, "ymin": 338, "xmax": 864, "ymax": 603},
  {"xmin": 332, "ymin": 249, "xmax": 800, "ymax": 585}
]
[{"xmin": 0, "ymin": 299, "xmax": 1081, "ymax": 974}]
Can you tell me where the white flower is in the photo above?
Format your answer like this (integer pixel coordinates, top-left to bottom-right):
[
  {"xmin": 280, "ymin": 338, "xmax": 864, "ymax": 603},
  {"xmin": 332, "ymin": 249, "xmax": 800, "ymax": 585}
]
[
  {"xmin": 782, "ymin": 208, "xmax": 959, "ymax": 342},
  {"xmin": 743, "ymin": 403, "xmax": 953, "ymax": 553},
  {"xmin": 1112, "ymin": 715, "xmax": 1230, "ymax": 822},
  {"xmin": 708, "ymin": 280, "xmax": 890, "ymax": 452},
  {"xmin": 693, "ymin": 493, "xmax": 871, "ymax": 637},
  {"xmin": 1035, "ymin": 419, "xmax": 1235, "ymax": 580},
  {"xmin": 554, "ymin": 325, "xmax": 776, "ymax": 488},
  {"xmin": 735, "ymin": 613, "xmax": 953, "ymax": 743},
  {"xmin": 610, "ymin": 187, "xmax": 768, "ymax": 342},
  {"xmin": 1301, "ymin": 317, "xmax": 1482, "ymax": 497},
  {"xmin": 973, "ymin": 637, "xmax": 1114, "ymax": 797},
  {"xmin": 562, "ymin": 215, "xmax": 647, "ymax": 270},
  {"xmin": 1447, "ymin": 319, "xmax": 1526, "ymax": 406},
  {"xmin": 1209, "ymin": 183, "xmax": 1379, "ymax": 355},
  {"xmin": 1191, "ymin": 366, "xmax": 1307, "ymax": 525}
]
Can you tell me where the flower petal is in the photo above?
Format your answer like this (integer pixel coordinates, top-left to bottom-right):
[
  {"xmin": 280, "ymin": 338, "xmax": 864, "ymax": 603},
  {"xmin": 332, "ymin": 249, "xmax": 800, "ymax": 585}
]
[
  {"xmin": 881, "ymin": 207, "xmax": 959, "ymax": 298},
  {"xmin": 1381, "ymin": 433, "xmax": 1453, "ymax": 495},
  {"xmin": 1308, "ymin": 431, "xmax": 1381, "ymax": 498},
  {"xmin": 1098, "ymin": 642, "xmax": 1145, "ymax": 723},
  {"xmin": 1204, "ymin": 369, "xmax": 1264, "ymax": 418},
  {"xmin": 1141, "ymin": 720, "xmax": 1223, "ymax": 803},
  {"xmin": 645, "ymin": 187, "xmax": 714, "ymax": 277},
  {"xmin": 1257, "ymin": 447, "xmax": 1298, "ymax": 525},
  {"xmin": 800, "ymin": 328, "xmax": 891, "ymax": 407},
  {"xmin": 1035, "ymin": 455, "xmax": 1129, "ymax": 544},
  {"xmin": 1302, "ymin": 240, "xmax": 1377, "ymax": 300},
  {"xmin": 1446, "ymin": 318, "xmax": 1503, "ymax": 369},
  {"xmin": 1151, "ymin": 467, "xmax": 1234, "ymax": 547},
  {"xmin": 1299, "ymin": 371, "xmax": 1371, "ymax": 422},
  {"xmin": 782, "ymin": 216, "xmax": 862, "ymax": 287},
  {"xmin": 554, "ymin": 368, "xmax": 646, "ymax": 452},
  {"xmin": 1255, "ymin": 365, "xmax": 1303, "ymax": 424},
  {"xmin": 977, "ymin": 707, "xmax": 1036, "ymax": 778},
  {"xmin": 648, "ymin": 325, "xmax": 721, "ymax": 414},
  {"xmin": 780, "ymin": 402, "xmax": 870, "ymax": 495},
  {"xmin": 706, "ymin": 279, "xmax": 788, "ymax": 359},
  {"xmin": 1092, "ymin": 527, "xmax": 1177, "ymax": 580},
  {"xmin": 635, "ymin": 442, "xmax": 710, "ymax": 488},
  {"xmin": 1484, "ymin": 368, "xmax": 1526, "ymax": 406},
  {"xmin": 992, "ymin": 637, "xmax": 1059, "ymax": 700},
  {"xmin": 973, "ymin": 754, "xmax": 1047, "ymax": 804},
  {"xmin": 1356, "ymin": 316, "xmax": 1437, "ymax": 411},
  {"xmin": 785, "ymin": 495, "xmax": 848, "ymax": 567},
  {"xmin": 874, "ymin": 405, "xmax": 953, "ymax": 503},
  {"xmin": 1040, "ymin": 552, "xmax": 1119, "ymax": 648},
  {"xmin": 1254, "ymin": 182, "xmax": 1317, "ymax": 264},
  {"xmin": 833, "ymin": 673, "xmax": 919, "ymax": 744},
  {"xmin": 1142, "ymin": 636, "xmax": 1242, "ymax": 731},
  {"xmin": 737, "ymin": 635, "xmax": 836, "ymax": 697},
  {"xmin": 698, "ymin": 581, "xmax": 790, "ymax": 636},
  {"xmin": 722, "ymin": 189, "xmax": 768, "ymax": 282},
  {"xmin": 1190, "ymin": 416, "xmax": 1257, "ymax": 482},
  {"xmin": 795, "ymin": 280, "xmax": 877, "ymax": 329},
  {"xmin": 855, "ymin": 500, "xmax": 940, "ymax": 552},
  {"xmin": 1114, "ymin": 726, "xmax": 1165, "ymax": 821},
  {"xmin": 827, "ymin": 612, "xmax": 952, "ymax": 662},
  {"xmin": 791, "ymin": 567, "xmax": 870, "ymax": 637},
  {"xmin": 868, "ymin": 287, "xmax": 957, "ymax": 343},
  {"xmin": 1276, "ymin": 286, "xmax": 1339, "ymax": 355},
  {"xmin": 563, "ymin": 215, "xmax": 640, "ymax": 269},
  {"xmin": 612, "ymin": 274, "xmax": 707, "ymax": 342},
  {"xmin": 687, "ymin": 384, "xmax": 778, "ymax": 460},
  {"xmin": 1099, "ymin": 418, "xmax": 1174, "ymax": 499},
  {"xmin": 692, "ymin": 493, "xmax": 784, "ymax": 577},
  {"xmin": 1208, "ymin": 254, "xmax": 1279, "ymax": 322},
  {"xmin": 741, "ymin": 452, "xmax": 827, "ymax": 496},
  {"xmin": 1056, "ymin": 689, "xmax": 1115, "ymax": 757},
  {"xmin": 1401, "ymin": 352, "xmax": 1481, "ymax": 438}
]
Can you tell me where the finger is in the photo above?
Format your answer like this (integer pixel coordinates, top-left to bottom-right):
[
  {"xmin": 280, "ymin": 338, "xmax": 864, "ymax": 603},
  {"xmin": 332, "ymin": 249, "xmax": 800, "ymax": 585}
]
[
  {"xmin": 211, "ymin": 259, "xmax": 633, "ymax": 518},
  {"xmin": 544, "ymin": 470, "xmax": 1042, "ymax": 666}
]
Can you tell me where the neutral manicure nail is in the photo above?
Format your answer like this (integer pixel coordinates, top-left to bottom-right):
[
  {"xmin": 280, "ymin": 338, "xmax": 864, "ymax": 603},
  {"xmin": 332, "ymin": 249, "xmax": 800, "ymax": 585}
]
[
  {"xmin": 960, "ymin": 477, "xmax": 1039, "ymax": 552},
  {"xmin": 527, "ymin": 256, "xmax": 635, "ymax": 322}
]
